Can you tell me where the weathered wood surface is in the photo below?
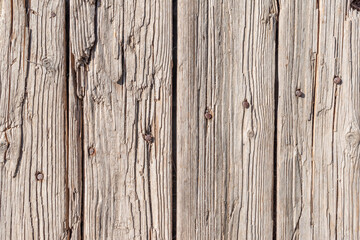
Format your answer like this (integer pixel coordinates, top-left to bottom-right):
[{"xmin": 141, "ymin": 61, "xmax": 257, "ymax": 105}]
[
  {"xmin": 0, "ymin": 1, "xmax": 70, "ymax": 239},
  {"xmin": 277, "ymin": 1, "xmax": 360, "ymax": 239},
  {"xmin": 1, "ymin": 0, "xmax": 360, "ymax": 239},
  {"xmin": 70, "ymin": 0, "xmax": 173, "ymax": 239},
  {"xmin": 176, "ymin": 0, "xmax": 277, "ymax": 239}
]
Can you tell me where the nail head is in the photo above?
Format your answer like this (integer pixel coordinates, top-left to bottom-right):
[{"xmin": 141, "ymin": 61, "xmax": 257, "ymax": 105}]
[
  {"xmin": 334, "ymin": 76, "xmax": 342, "ymax": 85},
  {"xmin": 144, "ymin": 134, "xmax": 154, "ymax": 143},
  {"xmin": 204, "ymin": 110, "xmax": 213, "ymax": 120},
  {"xmin": 242, "ymin": 100, "xmax": 250, "ymax": 109},
  {"xmin": 88, "ymin": 147, "xmax": 96, "ymax": 156},
  {"xmin": 36, "ymin": 172, "xmax": 44, "ymax": 181},
  {"xmin": 295, "ymin": 89, "xmax": 303, "ymax": 98}
]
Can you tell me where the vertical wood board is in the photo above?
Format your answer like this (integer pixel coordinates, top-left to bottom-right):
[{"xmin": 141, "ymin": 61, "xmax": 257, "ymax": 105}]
[
  {"xmin": 70, "ymin": 0, "xmax": 173, "ymax": 239},
  {"xmin": 0, "ymin": 1, "xmax": 71, "ymax": 239},
  {"xmin": 176, "ymin": 0, "xmax": 277, "ymax": 239},
  {"xmin": 277, "ymin": 1, "xmax": 360, "ymax": 239}
]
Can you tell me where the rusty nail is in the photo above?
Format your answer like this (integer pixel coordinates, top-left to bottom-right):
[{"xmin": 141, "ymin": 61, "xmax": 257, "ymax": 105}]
[
  {"xmin": 36, "ymin": 172, "xmax": 44, "ymax": 181},
  {"xmin": 144, "ymin": 134, "xmax": 154, "ymax": 143},
  {"xmin": 351, "ymin": 0, "xmax": 360, "ymax": 11},
  {"xmin": 204, "ymin": 109, "xmax": 213, "ymax": 120},
  {"xmin": 242, "ymin": 99, "xmax": 250, "ymax": 109},
  {"xmin": 334, "ymin": 76, "xmax": 342, "ymax": 85},
  {"xmin": 295, "ymin": 89, "xmax": 303, "ymax": 98},
  {"xmin": 88, "ymin": 147, "xmax": 96, "ymax": 156}
]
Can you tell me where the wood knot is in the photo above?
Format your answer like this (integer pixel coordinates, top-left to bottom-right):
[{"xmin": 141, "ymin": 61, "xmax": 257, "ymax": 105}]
[
  {"xmin": 345, "ymin": 131, "xmax": 360, "ymax": 147},
  {"xmin": 247, "ymin": 130, "xmax": 255, "ymax": 138},
  {"xmin": 0, "ymin": 137, "xmax": 9, "ymax": 150},
  {"xmin": 42, "ymin": 58, "xmax": 54, "ymax": 72}
]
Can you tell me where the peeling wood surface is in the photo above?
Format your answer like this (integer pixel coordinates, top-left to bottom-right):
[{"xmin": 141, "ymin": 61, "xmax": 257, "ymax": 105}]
[
  {"xmin": 1, "ymin": 0, "xmax": 360, "ymax": 240},
  {"xmin": 70, "ymin": 0, "xmax": 173, "ymax": 239},
  {"xmin": 176, "ymin": 0, "xmax": 277, "ymax": 239}
]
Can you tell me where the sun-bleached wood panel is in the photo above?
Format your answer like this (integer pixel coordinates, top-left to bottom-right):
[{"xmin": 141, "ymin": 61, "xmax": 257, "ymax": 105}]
[
  {"xmin": 70, "ymin": 0, "xmax": 173, "ymax": 239},
  {"xmin": 336, "ymin": 11, "xmax": 360, "ymax": 239},
  {"xmin": 277, "ymin": 1, "xmax": 360, "ymax": 239},
  {"xmin": 0, "ymin": 1, "xmax": 71, "ymax": 239},
  {"xmin": 276, "ymin": 0, "xmax": 318, "ymax": 238},
  {"xmin": 176, "ymin": 0, "xmax": 277, "ymax": 239}
]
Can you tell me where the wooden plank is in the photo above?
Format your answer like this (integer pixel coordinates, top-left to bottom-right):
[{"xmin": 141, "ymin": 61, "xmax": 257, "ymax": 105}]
[
  {"xmin": 276, "ymin": 0, "xmax": 318, "ymax": 238},
  {"xmin": 337, "ymin": 11, "xmax": 360, "ymax": 239},
  {"xmin": 68, "ymin": 36, "xmax": 84, "ymax": 240},
  {"xmin": 70, "ymin": 0, "xmax": 173, "ymax": 239},
  {"xmin": 277, "ymin": 1, "xmax": 360, "ymax": 239},
  {"xmin": 0, "ymin": 1, "xmax": 71, "ymax": 239},
  {"xmin": 176, "ymin": 0, "xmax": 277, "ymax": 239}
]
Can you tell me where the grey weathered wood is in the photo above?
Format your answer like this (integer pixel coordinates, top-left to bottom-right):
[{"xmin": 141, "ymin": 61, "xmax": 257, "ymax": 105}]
[
  {"xmin": 277, "ymin": 1, "xmax": 360, "ymax": 239},
  {"xmin": 0, "ymin": 1, "xmax": 71, "ymax": 239},
  {"xmin": 276, "ymin": 0, "xmax": 318, "ymax": 238},
  {"xmin": 176, "ymin": 0, "xmax": 277, "ymax": 239},
  {"xmin": 337, "ymin": 12, "xmax": 360, "ymax": 239},
  {"xmin": 1, "ymin": 1, "xmax": 359, "ymax": 239},
  {"xmin": 70, "ymin": 0, "xmax": 173, "ymax": 239},
  {"xmin": 68, "ymin": 47, "xmax": 84, "ymax": 239}
]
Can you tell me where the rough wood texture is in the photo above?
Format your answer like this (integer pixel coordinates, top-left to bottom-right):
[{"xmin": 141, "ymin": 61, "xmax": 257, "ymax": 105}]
[
  {"xmin": 68, "ymin": 41, "xmax": 84, "ymax": 240},
  {"xmin": 1, "ymin": 1, "xmax": 360, "ymax": 239},
  {"xmin": 0, "ymin": 1, "xmax": 71, "ymax": 239},
  {"xmin": 176, "ymin": 0, "xmax": 277, "ymax": 239},
  {"xmin": 70, "ymin": 0, "xmax": 173, "ymax": 239},
  {"xmin": 337, "ymin": 12, "xmax": 360, "ymax": 239},
  {"xmin": 277, "ymin": 1, "xmax": 360, "ymax": 239}
]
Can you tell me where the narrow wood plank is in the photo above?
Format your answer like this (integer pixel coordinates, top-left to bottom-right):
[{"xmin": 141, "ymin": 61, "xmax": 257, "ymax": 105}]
[
  {"xmin": 276, "ymin": 0, "xmax": 318, "ymax": 238},
  {"xmin": 176, "ymin": 1, "xmax": 277, "ymax": 239},
  {"xmin": 68, "ymin": 45, "xmax": 84, "ymax": 239},
  {"xmin": 336, "ymin": 10, "xmax": 360, "ymax": 239},
  {"xmin": 0, "ymin": 1, "xmax": 71, "ymax": 239},
  {"xmin": 70, "ymin": 1, "xmax": 173, "ymax": 239},
  {"xmin": 277, "ymin": 1, "xmax": 360, "ymax": 239}
]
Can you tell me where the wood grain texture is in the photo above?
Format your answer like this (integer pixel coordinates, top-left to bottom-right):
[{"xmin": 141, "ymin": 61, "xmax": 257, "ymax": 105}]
[
  {"xmin": 0, "ymin": 1, "xmax": 71, "ymax": 239},
  {"xmin": 337, "ymin": 11, "xmax": 360, "ymax": 239},
  {"xmin": 70, "ymin": 0, "xmax": 96, "ymax": 67},
  {"xmin": 276, "ymin": 0, "xmax": 318, "ymax": 238},
  {"xmin": 176, "ymin": 0, "xmax": 277, "ymax": 239},
  {"xmin": 1, "ymin": 1, "xmax": 359, "ymax": 239},
  {"xmin": 277, "ymin": 1, "xmax": 360, "ymax": 239},
  {"xmin": 70, "ymin": 0, "xmax": 173, "ymax": 239},
  {"xmin": 68, "ymin": 44, "xmax": 84, "ymax": 240}
]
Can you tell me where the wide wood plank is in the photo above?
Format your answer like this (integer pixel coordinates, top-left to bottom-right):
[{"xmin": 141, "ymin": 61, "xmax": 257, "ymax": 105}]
[
  {"xmin": 277, "ymin": 1, "xmax": 360, "ymax": 239},
  {"xmin": 70, "ymin": 0, "xmax": 173, "ymax": 239},
  {"xmin": 0, "ymin": 1, "xmax": 70, "ymax": 239},
  {"xmin": 176, "ymin": 1, "xmax": 277, "ymax": 239}
]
